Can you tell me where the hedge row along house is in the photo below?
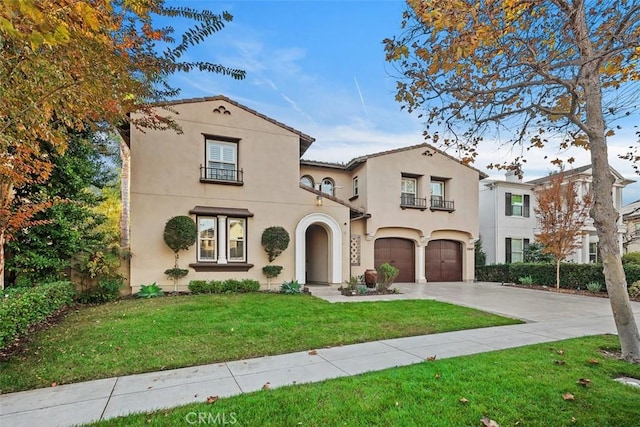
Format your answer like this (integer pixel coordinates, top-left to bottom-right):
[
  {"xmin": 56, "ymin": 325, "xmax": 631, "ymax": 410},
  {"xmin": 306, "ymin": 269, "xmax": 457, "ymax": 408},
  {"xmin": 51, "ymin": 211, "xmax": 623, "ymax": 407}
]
[{"xmin": 126, "ymin": 95, "xmax": 486, "ymax": 292}]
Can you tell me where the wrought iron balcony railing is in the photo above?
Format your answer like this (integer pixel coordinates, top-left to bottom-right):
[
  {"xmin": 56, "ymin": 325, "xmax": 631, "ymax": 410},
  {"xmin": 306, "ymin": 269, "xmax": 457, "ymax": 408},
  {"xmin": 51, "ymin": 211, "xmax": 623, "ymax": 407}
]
[
  {"xmin": 400, "ymin": 195, "xmax": 427, "ymax": 210},
  {"xmin": 200, "ymin": 167, "xmax": 243, "ymax": 184},
  {"xmin": 430, "ymin": 197, "xmax": 455, "ymax": 211}
]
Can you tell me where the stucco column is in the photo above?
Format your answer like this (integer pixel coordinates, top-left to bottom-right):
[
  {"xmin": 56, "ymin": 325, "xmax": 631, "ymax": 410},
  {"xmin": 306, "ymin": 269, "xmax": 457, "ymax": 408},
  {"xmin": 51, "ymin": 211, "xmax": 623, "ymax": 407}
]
[
  {"xmin": 217, "ymin": 215, "xmax": 227, "ymax": 264},
  {"xmin": 416, "ymin": 244, "xmax": 426, "ymax": 283}
]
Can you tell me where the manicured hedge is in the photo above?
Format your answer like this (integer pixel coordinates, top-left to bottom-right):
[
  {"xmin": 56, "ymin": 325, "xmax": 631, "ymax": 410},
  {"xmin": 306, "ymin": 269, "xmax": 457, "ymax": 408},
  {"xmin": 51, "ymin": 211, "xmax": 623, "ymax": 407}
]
[
  {"xmin": 188, "ymin": 279, "xmax": 261, "ymax": 294},
  {"xmin": 476, "ymin": 263, "xmax": 640, "ymax": 291},
  {"xmin": 0, "ymin": 281, "xmax": 76, "ymax": 349}
]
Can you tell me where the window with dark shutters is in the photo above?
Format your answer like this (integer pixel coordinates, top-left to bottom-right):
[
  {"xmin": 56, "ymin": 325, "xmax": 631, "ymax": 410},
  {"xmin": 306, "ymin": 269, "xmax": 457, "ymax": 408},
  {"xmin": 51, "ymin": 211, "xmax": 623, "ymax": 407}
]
[
  {"xmin": 524, "ymin": 195, "xmax": 530, "ymax": 217},
  {"xmin": 505, "ymin": 193, "xmax": 512, "ymax": 216},
  {"xmin": 505, "ymin": 237, "xmax": 512, "ymax": 263}
]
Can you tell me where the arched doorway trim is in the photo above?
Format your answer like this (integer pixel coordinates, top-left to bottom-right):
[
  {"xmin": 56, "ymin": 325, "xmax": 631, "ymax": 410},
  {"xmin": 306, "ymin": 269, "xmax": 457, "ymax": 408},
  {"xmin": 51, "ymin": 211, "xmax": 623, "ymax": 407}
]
[{"xmin": 295, "ymin": 213, "xmax": 342, "ymax": 284}]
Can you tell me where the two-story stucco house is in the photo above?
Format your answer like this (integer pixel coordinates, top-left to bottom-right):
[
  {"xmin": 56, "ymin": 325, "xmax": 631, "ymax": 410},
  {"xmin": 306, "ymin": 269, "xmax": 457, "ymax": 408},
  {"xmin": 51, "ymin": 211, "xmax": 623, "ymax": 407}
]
[
  {"xmin": 127, "ymin": 95, "xmax": 486, "ymax": 292},
  {"xmin": 480, "ymin": 165, "xmax": 633, "ymax": 265}
]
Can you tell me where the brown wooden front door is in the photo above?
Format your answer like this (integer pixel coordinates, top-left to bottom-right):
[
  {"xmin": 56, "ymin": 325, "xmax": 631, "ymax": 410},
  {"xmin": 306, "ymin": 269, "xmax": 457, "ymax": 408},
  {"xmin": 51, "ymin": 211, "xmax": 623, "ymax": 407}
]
[
  {"xmin": 374, "ymin": 238, "xmax": 415, "ymax": 282},
  {"xmin": 425, "ymin": 240, "xmax": 462, "ymax": 282}
]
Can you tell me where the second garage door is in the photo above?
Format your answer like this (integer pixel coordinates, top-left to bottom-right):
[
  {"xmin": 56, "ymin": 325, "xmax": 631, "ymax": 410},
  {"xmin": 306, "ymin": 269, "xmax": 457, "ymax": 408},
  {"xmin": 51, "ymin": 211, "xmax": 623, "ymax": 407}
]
[
  {"xmin": 425, "ymin": 240, "xmax": 462, "ymax": 282},
  {"xmin": 374, "ymin": 238, "xmax": 415, "ymax": 283}
]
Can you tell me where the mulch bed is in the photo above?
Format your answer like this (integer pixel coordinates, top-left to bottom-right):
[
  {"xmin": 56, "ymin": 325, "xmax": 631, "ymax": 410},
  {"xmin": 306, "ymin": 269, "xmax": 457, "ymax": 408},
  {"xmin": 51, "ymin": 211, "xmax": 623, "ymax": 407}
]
[{"xmin": 504, "ymin": 283, "xmax": 640, "ymax": 302}]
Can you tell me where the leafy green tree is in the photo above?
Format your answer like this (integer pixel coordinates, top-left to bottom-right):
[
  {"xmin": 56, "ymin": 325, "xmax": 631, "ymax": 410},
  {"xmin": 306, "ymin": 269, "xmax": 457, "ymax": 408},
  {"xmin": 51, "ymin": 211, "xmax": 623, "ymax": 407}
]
[
  {"xmin": 5, "ymin": 131, "xmax": 115, "ymax": 286},
  {"xmin": 524, "ymin": 242, "xmax": 554, "ymax": 264},
  {"xmin": 0, "ymin": 1, "xmax": 245, "ymax": 288},
  {"xmin": 385, "ymin": 0, "xmax": 640, "ymax": 362},
  {"xmin": 474, "ymin": 236, "xmax": 486, "ymax": 267}
]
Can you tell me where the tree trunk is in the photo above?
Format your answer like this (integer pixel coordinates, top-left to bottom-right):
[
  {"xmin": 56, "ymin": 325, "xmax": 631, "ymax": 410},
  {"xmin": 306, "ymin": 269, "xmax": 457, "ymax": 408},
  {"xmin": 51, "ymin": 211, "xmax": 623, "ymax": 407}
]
[
  {"xmin": 576, "ymin": 8, "xmax": 640, "ymax": 362},
  {"xmin": 119, "ymin": 140, "xmax": 131, "ymax": 250},
  {"xmin": 556, "ymin": 259, "xmax": 560, "ymax": 289}
]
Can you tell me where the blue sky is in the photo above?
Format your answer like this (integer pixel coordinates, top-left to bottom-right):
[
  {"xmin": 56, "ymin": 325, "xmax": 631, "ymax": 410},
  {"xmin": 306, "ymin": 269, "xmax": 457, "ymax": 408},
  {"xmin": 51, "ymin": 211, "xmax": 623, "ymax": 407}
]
[{"xmin": 164, "ymin": 0, "xmax": 640, "ymax": 204}]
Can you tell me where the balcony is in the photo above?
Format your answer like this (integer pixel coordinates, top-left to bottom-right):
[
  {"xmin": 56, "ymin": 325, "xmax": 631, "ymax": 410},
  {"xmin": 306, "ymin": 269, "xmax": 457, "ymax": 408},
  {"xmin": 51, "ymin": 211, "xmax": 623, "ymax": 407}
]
[
  {"xmin": 430, "ymin": 197, "xmax": 455, "ymax": 212},
  {"xmin": 200, "ymin": 167, "xmax": 243, "ymax": 185},
  {"xmin": 400, "ymin": 195, "xmax": 427, "ymax": 211}
]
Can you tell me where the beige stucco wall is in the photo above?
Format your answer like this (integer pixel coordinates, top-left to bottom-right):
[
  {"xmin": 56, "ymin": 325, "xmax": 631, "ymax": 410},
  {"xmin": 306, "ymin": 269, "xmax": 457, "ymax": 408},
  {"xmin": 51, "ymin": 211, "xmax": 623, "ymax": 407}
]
[{"xmin": 129, "ymin": 99, "xmax": 350, "ymax": 292}]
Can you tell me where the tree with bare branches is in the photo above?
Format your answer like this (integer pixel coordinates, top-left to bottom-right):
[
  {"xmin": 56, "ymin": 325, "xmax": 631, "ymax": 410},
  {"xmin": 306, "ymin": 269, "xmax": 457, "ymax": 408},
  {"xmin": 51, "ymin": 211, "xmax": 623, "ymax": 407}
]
[
  {"xmin": 385, "ymin": 0, "xmax": 640, "ymax": 361},
  {"xmin": 534, "ymin": 172, "xmax": 593, "ymax": 288}
]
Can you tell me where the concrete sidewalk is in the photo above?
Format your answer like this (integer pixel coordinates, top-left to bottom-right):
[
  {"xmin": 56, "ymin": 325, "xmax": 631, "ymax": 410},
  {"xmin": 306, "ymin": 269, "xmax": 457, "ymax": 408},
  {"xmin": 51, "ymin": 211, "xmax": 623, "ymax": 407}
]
[{"xmin": 2, "ymin": 282, "xmax": 639, "ymax": 427}]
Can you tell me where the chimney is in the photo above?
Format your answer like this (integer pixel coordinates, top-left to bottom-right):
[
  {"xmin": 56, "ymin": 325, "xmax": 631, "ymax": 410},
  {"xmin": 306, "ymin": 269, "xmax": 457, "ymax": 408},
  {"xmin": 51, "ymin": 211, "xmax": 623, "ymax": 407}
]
[{"xmin": 505, "ymin": 170, "xmax": 522, "ymax": 183}]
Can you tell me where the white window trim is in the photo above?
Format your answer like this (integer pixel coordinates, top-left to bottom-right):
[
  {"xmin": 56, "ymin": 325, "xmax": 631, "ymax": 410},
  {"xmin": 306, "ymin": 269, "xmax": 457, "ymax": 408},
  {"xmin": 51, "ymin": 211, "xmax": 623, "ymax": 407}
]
[
  {"xmin": 511, "ymin": 238, "xmax": 524, "ymax": 263},
  {"xmin": 206, "ymin": 139, "xmax": 238, "ymax": 180},
  {"xmin": 197, "ymin": 215, "xmax": 247, "ymax": 263},
  {"xmin": 511, "ymin": 194, "xmax": 524, "ymax": 217},
  {"xmin": 227, "ymin": 218, "xmax": 246, "ymax": 262},
  {"xmin": 321, "ymin": 178, "xmax": 335, "ymax": 196},
  {"xmin": 197, "ymin": 217, "xmax": 216, "ymax": 262}
]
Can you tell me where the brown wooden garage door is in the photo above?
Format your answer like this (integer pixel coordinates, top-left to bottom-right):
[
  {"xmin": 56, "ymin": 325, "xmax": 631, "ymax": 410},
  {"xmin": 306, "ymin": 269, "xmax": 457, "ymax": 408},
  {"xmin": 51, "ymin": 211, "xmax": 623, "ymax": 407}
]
[
  {"xmin": 374, "ymin": 238, "xmax": 415, "ymax": 283},
  {"xmin": 425, "ymin": 240, "xmax": 462, "ymax": 282}
]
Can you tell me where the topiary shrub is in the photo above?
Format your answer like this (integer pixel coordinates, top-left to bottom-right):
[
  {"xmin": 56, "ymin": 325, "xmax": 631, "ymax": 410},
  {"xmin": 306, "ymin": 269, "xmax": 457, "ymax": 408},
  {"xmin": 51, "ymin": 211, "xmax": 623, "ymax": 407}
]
[
  {"xmin": 261, "ymin": 226, "xmax": 290, "ymax": 262},
  {"xmin": 163, "ymin": 216, "xmax": 197, "ymax": 292},
  {"xmin": 261, "ymin": 226, "xmax": 290, "ymax": 289},
  {"xmin": 377, "ymin": 263, "xmax": 399, "ymax": 291}
]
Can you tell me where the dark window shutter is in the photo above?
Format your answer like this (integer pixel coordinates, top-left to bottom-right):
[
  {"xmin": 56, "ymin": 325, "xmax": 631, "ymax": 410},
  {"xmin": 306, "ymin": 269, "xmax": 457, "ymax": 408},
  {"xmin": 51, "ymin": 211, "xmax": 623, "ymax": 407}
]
[
  {"xmin": 505, "ymin": 193, "xmax": 512, "ymax": 216},
  {"xmin": 505, "ymin": 238, "xmax": 512, "ymax": 263},
  {"xmin": 524, "ymin": 194, "xmax": 530, "ymax": 217}
]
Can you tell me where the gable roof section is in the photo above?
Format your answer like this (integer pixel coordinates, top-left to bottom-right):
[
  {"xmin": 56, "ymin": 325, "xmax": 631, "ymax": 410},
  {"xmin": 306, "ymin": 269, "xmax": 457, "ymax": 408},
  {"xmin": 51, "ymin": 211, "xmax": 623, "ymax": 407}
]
[
  {"xmin": 127, "ymin": 95, "xmax": 316, "ymax": 156},
  {"xmin": 302, "ymin": 143, "xmax": 488, "ymax": 179},
  {"xmin": 299, "ymin": 184, "xmax": 366, "ymax": 217},
  {"xmin": 527, "ymin": 164, "xmax": 634, "ymax": 186}
]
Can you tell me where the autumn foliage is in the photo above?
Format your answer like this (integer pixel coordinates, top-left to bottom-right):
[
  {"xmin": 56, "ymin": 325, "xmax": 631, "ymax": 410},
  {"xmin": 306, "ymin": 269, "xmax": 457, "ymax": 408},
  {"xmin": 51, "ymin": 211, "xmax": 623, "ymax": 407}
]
[
  {"xmin": 534, "ymin": 172, "xmax": 593, "ymax": 288},
  {"xmin": 0, "ymin": 1, "xmax": 245, "ymax": 288}
]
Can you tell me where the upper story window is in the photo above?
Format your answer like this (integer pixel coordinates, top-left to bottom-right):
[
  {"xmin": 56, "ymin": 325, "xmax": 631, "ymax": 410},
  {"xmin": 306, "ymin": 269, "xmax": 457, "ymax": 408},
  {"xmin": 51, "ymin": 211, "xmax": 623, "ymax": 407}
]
[
  {"xmin": 201, "ymin": 136, "xmax": 243, "ymax": 184},
  {"xmin": 429, "ymin": 178, "xmax": 454, "ymax": 211},
  {"xmin": 321, "ymin": 178, "xmax": 334, "ymax": 196},
  {"xmin": 401, "ymin": 177, "xmax": 417, "ymax": 205},
  {"xmin": 353, "ymin": 176, "xmax": 359, "ymax": 197},
  {"xmin": 505, "ymin": 192, "xmax": 530, "ymax": 217},
  {"xmin": 300, "ymin": 175, "xmax": 314, "ymax": 188}
]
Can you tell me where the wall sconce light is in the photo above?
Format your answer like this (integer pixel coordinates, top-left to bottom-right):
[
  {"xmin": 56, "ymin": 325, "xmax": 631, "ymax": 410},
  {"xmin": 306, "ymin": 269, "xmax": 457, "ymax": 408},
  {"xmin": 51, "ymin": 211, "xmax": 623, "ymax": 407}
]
[{"xmin": 315, "ymin": 195, "xmax": 323, "ymax": 206}]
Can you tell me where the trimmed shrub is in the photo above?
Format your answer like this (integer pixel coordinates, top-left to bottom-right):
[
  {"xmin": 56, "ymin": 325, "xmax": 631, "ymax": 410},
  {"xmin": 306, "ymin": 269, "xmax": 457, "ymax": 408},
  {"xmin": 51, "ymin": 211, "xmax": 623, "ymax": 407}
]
[
  {"xmin": 280, "ymin": 280, "xmax": 302, "ymax": 294},
  {"xmin": 477, "ymin": 262, "xmax": 640, "ymax": 291},
  {"xmin": 188, "ymin": 279, "xmax": 260, "ymax": 294},
  {"xmin": 0, "ymin": 281, "xmax": 76, "ymax": 348},
  {"xmin": 622, "ymin": 252, "xmax": 640, "ymax": 265},
  {"xmin": 629, "ymin": 281, "xmax": 640, "ymax": 299}
]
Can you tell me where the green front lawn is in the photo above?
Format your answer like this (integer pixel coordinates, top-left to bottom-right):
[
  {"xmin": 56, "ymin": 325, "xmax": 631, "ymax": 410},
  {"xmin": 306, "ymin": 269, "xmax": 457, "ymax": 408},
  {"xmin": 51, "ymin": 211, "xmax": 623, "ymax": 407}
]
[
  {"xmin": 0, "ymin": 293, "xmax": 520, "ymax": 393},
  {"xmin": 89, "ymin": 335, "xmax": 640, "ymax": 427}
]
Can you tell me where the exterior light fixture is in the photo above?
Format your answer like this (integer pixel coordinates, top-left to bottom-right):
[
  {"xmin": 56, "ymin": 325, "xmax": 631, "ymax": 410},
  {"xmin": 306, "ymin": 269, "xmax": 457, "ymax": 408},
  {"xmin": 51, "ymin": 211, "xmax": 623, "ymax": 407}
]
[{"xmin": 315, "ymin": 195, "xmax": 323, "ymax": 206}]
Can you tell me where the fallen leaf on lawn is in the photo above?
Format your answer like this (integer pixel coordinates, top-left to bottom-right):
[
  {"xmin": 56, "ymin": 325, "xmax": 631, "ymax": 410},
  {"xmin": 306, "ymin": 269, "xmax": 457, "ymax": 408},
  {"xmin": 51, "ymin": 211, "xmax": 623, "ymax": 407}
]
[
  {"xmin": 460, "ymin": 397, "xmax": 469, "ymax": 404},
  {"xmin": 263, "ymin": 382, "xmax": 271, "ymax": 390},
  {"xmin": 426, "ymin": 355, "xmax": 437, "ymax": 361},
  {"xmin": 480, "ymin": 416, "xmax": 499, "ymax": 427},
  {"xmin": 577, "ymin": 378, "xmax": 591, "ymax": 387},
  {"xmin": 557, "ymin": 350, "xmax": 565, "ymax": 355},
  {"xmin": 147, "ymin": 386, "xmax": 153, "ymax": 390},
  {"xmin": 587, "ymin": 359, "xmax": 599, "ymax": 365},
  {"xmin": 554, "ymin": 360, "xmax": 566, "ymax": 365},
  {"xmin": 51, "ymin": 382, "xmax": 57, "ymax": 387},
  {"xmin": 206, "ymin": 395, "xmax": 218, "ymax": 404},
  {"xmin": 435, "ymin": 373, "xmax": 441, "ymax": 379},
  {"xmin": 308, "ymin": 350, "xmax": 318, "ymax": 355},
  {"xmin": 562, "ymin": 393, "xmax": 575, "ymax": 401}
]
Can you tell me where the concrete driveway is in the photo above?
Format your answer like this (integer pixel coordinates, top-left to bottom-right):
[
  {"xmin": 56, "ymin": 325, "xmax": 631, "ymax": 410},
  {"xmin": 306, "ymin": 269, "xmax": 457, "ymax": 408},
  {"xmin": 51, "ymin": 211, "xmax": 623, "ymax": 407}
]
[{"xmin": 313, "ymin": 281, "xmax": 640, "ymax": 324}]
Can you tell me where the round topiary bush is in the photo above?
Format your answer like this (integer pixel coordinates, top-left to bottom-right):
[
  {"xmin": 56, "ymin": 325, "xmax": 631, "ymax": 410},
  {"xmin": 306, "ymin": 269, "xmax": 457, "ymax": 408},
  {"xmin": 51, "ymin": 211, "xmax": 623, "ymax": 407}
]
[
  {"xmin": 163, "ymin": 216, "xmax": 197, "ymax": 254},
  {"xmin": 261, "ymin": 226, "xmax": 290, "ymax": 262}
]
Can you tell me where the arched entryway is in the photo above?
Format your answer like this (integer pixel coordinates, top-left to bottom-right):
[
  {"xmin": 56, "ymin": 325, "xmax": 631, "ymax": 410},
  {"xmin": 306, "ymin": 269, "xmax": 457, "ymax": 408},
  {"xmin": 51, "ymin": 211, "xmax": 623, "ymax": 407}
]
[
  {"xmin": 305, "ymin": 224, "xmax": 329, "ymax": 284},
  {"xmin": 374, "ymin": 238, "xmax": 415, "ymax": 282},
  {"xmin": 425, "ymin": 239, "xmax": 462, "ymax": 282},
  {"xmin": 295, "ymin": 213, "xmax": 342, "ymax": 284}
]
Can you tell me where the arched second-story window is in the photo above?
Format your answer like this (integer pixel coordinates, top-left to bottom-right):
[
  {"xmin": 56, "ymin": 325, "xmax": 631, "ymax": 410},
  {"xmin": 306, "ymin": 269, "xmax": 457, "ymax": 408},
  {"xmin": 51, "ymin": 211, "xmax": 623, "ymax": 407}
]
[
  {"xmin": 321, "ymin": 178, "xmax": 334, "ymax": 196},
  {"xmin": 300, "ymin": 175, "xmax": 314, "ymax": 188}
]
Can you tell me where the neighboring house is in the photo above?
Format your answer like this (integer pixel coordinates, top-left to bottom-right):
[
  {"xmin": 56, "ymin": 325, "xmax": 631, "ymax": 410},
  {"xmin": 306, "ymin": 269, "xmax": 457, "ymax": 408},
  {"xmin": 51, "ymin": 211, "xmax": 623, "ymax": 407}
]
[
  {"xmin": 622, "ymin": 199, "xmax": 640, "ymax": 253},
  {"xmin": 128, "ymin": 95, "xmax": 485, "ymax": 292},
  {"xmin": 480, "ymin": 165, "xmax": 633, "ymax": 264},
  {"xmin": 479, "ymin": 171, "xmax": 537, "ymax": 264}
]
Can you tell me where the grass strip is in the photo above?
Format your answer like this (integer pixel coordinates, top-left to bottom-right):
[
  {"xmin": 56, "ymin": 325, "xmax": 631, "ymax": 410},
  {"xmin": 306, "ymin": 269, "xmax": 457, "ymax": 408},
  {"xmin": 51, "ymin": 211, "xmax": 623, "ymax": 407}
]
[{"xmin": 88, "ymin": 335, "xmax": 640, "ymax": 427}]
